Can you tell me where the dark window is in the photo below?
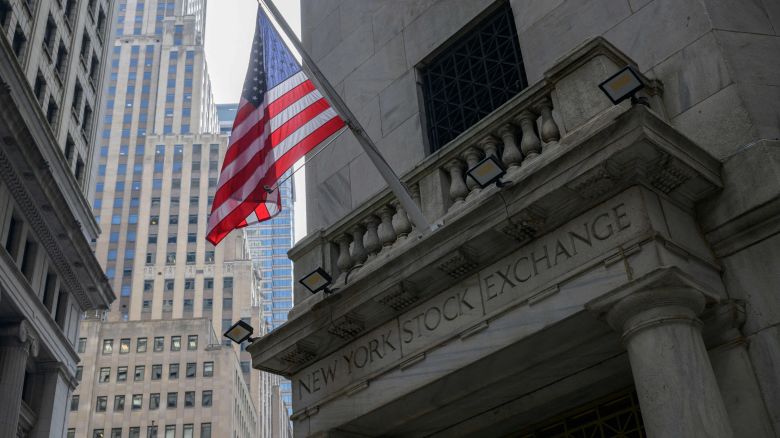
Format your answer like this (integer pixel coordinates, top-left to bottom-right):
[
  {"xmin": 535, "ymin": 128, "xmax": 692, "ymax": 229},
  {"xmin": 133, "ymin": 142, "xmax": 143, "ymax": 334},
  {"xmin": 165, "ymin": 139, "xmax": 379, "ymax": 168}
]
[
  {"xmin": 132, "ymin": 394, "xmax": 142, "ymax": 410},
  {"xmin": 96, "ymin": 396, "xmax": 107, "ymax": 412},
  {"xmin": 149, "ymin": 393, "xmax": 160, "ymax": 410},
  {"xmin": 203, "ymin": 362, "xmax": 213, "ymax": 377},
  {"xmin": 12, "ymin": 24, "xmax": 27, "ymax": 59},
  {"xmin": 169, "ymin": 363, "xmax": 179, "ymax": 379},
  {"xmin": 166, "ymin": 392, "xmax": 177, "ymax": 408},
  {"xmin": 151, "ymin": 364, "xmax": 162, "ymax": 380},
  {"xmin": 137, "ymin": 337, "xmax": 148, "ymax": 352},
  {"xmin": 117, "ymin": 366, "xmax": 127, "ymax": 382},
  {"xmin": 202, "ymin": 390, "xmax": 212, "ymax": 407},
  {"xmin": 77, "ymin": 338, "xmax": 87, "ymax": 353},
  {"xmin": 171, "ymin": 336, "xmax": 181, "ymax": 351},
  {"xmin": 70, "ymin": 395, "xmax": 79, "ymax": 411},
  {"xmin": 186, "ymin": 362, "xmax": 196, "ymax": 378},
  {"xmin": 113, "ymin": 395, "xmax": 125, "ymax": 411},
  {"xmin": 420, "ymin": 3, "xmax": 527, "ymax": 152},
  {"xmin": 184, "ymin": 391, "xmax": 195, "ymax": 407},
  {"xmin": 153, "ymin": 336, "xmax": 164, "ymax": 351}
]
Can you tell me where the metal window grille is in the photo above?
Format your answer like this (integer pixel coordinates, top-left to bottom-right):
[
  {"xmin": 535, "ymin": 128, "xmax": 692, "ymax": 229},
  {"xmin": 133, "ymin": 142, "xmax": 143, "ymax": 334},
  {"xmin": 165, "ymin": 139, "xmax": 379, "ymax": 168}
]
[{"xmin": 421, "ymin": 3, "xmax": 527, "ymax": 152}]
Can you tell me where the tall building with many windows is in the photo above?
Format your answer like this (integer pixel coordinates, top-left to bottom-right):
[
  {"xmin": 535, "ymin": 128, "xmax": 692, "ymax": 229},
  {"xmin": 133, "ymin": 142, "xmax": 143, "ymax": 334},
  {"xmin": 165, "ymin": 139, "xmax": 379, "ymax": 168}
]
[
  {"xmin": 218, "ymin": 102, "xmax": 295, "ymax": 430},
  {"xmin": 66, "ymin": 0, "xmax": 289, "ymax": 437},
  {"xmin": 0, "ymin": 0, "xmax": 114, "ymax": 195},
  {"xmin": 0, "ymin": 0, "xmax": 115, "ymax": 436}
]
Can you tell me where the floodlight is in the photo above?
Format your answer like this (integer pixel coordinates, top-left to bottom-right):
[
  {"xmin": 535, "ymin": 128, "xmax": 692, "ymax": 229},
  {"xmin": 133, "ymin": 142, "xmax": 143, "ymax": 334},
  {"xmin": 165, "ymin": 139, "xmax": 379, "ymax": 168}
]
[
  {"xmin": 466, "ymin": 154, "xmax": 507, "ymax": 188},
  {"xmin": 299, "ymin": 267, "xmax": 333, "ymax": 294},
  {"xmin": 224, "ymin": 320, "xmax": 256, "ymax": 344},
  {"xmin": 598, "ymin": 66, "xmax": 645, "ymax": 105}
]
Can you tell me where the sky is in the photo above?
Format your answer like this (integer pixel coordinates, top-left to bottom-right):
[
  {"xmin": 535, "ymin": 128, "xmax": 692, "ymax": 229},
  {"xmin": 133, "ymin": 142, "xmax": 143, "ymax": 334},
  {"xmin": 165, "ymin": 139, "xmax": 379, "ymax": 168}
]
[{"xmin": 203, "ymin": 0, "xmax": 307, "ymax": 241}]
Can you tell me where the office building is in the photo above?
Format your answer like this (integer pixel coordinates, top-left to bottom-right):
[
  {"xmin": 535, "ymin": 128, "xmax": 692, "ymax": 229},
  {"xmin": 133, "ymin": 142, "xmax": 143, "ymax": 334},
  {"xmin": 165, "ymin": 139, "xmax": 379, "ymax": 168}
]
[
  {"xmin": 66, "ymin": 318, "xmax": 257, "ymax": 438},
  {"xmin": 249, "ymin": 1, "xmax": 780, "ymax": 437},
  {"xmin": 218, "ymin": 102, "xmax": 295, "ymax": 433},
  {"xmin": 0, "ymin": 0, "xmax": 115, "ymax": 436}
]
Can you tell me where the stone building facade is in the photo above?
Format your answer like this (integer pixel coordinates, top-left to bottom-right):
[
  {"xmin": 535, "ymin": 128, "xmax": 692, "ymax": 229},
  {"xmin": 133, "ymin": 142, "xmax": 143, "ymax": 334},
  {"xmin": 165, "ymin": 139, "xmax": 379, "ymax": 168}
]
[
  {"xmin": 0, "ymin": 0, "xmax": 115, "ymax": 437},
  {"xmin": 66, "ymin": 318, "xmax": 257, "ymax": 438},
  {"xmin": 249, "ymin": 1, "xmax": 780, "ymax": 437},
  {"xmin": 0, "ymin": 0, "xmax": 114, "ymax": 196}
]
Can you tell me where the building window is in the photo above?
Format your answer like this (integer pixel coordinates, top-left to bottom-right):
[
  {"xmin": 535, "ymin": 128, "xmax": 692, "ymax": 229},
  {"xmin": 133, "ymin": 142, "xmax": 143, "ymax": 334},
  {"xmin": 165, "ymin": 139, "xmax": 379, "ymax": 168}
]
[
  {"xmin": 67, "ymin": 429, "xmax": 75, "ymax": 438},
  {"xmin": 119, "ymin": 338, "xmax": 131, "ymax": 354},
  {"xmin": 132, "ymin": 394, "xmax": 142, "ymax": 410},
  {"xmin": 151, "ymin": 364, "xmax": 162, "ymax": 380},
  {"xmin": 117, "ymin": 366, "xmax": 127, "ymax": 382},
  {"xmin": 200, "ymin": 424, "xmax": 211, "ymax": 438},
  {"xmin": 154, "ymin": 336, "xmax": 164, "ymax": 352},
  {"xmin": 70, "ymin": 395, "xmax": 79, "ymax": 411},
  {"xmin": 171, "ymin": 336, "xmax": 181, "ymax": 351},
  {"xmin": 204, "ymin": 278, "xmax": 213, "ymax": 289},
  {"xmin": 134, "ymin": 365, "xmax": 145, "ymax": 381},
  {"xmin": 110, "ymin": 428, "xmax": 121, "ymax": 438},
  {"xmin": 147, "ymin": 426, "xmax": 158, "ymax": 438},
  {"xmin": 76, "ymin": 366, "xmax": 83, "ymax": 382},
  {"xmin": 169, "ymin": 363, "xmax": 179, "ymax": 379},
  {"xmin": 99, "ymin": 367, "xmax": 110, "ymax": 383},
  {"xmin": 149, "ymin": 393, "xmax": 160, "ymax": 410},
  {"xmin": 77, "ymin": 337, "xmax": 87, "ymax": 353},
  {"xmin": 137, "ymin": 337, "xmax": 147, "ymax": 352},
  {"xmin": 129, "ymin": 428, "xmax": 140, "ymax": 438},
  {"xmin": 223, "ymin": 277, "xmax": 233, "ymax": 289},
  {"xmin": 96, "ymin": 396, "xmax": 107, "ymax": 412},
  {"xmin": 420, "ymin": 2, "xmax": 527, "ymax": 152},
  {"xmin": 184, "ymin": 391, "xmax": 195, "ymax": 408},
  {"xmin": 165, "ymin": 425, "xmax": 175, "ymax": 438},
  {"xmin": 114, "ymin": 395, "xmax": 125, "ymax": 411},
  {"xmin": 186, "ymin": 362, "xmax": 196, "ymax": 378},
  {"xmin": 167, "ymin": 392, "xmax": 177, "ymax": 408},
  {"xmin": 203, "ymin": 362, "xmax": 213, "ymax": 377},
  {"xmin": 93, "ymin": 430, "xmax": 104, "ymax": 438},
  {"xmin": 201, "ymin": 390, "xmax": 212, "ymax": 407},
  {"xmin": 187, "ymin": 335, "xmax": 197, "ymax": 350},
  {"xmin": 102, "ymin": 339, "xmax": 113, "ymax": 354}
]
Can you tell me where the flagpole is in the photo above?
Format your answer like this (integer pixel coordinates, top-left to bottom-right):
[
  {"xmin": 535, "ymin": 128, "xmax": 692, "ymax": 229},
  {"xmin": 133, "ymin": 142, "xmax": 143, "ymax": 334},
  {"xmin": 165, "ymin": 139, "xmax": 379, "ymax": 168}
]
[{"xmin": 259, "ymin": 0, "xmax": 433, "ymax": 234}]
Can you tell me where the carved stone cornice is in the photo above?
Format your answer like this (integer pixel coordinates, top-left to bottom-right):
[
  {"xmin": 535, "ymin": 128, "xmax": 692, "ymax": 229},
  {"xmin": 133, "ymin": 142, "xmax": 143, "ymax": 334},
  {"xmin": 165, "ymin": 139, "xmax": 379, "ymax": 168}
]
[{"xmin": 0, "ymin": 148, "xmax": 93, "ymax": 310}]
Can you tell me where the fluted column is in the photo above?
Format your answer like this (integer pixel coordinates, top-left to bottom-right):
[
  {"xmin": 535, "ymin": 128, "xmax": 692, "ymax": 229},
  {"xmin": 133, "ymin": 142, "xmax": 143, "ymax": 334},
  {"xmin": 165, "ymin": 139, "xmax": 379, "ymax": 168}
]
[
  {"xmin": 516, "ymin": 110, "xmax": 541, "ymax": 161},
  {"xmin": 363, "ymin": 216, "xmax": 381, "ymax": 260},
  {"xmin": 497, "ymin": 124, "xmax": 522, "ymax": 169},
  {"xmin": 0, "ymin": 321, "xmax": 39, "ymax": 437},
  {"xmin": 605, "ymin": 288, "xmax": 733, "ymax": 438},
  {"xmin": 349, "ymin": 224, "xmax": 367, "ymax": 267}
]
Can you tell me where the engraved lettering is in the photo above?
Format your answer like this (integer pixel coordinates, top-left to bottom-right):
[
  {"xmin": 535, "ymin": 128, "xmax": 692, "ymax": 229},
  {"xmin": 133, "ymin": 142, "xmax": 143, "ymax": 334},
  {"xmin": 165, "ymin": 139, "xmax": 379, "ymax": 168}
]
[
  {"xmin": 424, "ymin": 306, "xmax": 442, "ymax": 331},
  {"xmin": 495, "ymin": 265, "xmax": 516, "ymax": 294},
  {"xmin": 592, "ymin": 213, "xmax": 614, "ymax": 240},
  {"xmin": 568, "ymin": 224, "xmax": 592, "ymax": 255},
  {"xmin": 354, "ymin": 345, "xmax": 368, "ymax": 369},
  {"xmin": 459, "ymin": 289, "xmax": 475, "ymax": 312},
  {"xmin": 531, "ymin": 245, "xmax": 551, "ymax": 275},
  {"xmin": 368, "ymin": 339, "xmax": 382, "ymax": 361},
  {"xmin": 443, "ymin": 295, "xmax": 459, "ymax": 321},
  {"xmin": 484, "ymin": 274, "xmax": 498, "ymax": 300},
  {"xmin": 382, "ymin": 330, "xmax": 396, "ymax": 352},
  {"xmin": 401, "ymin": 320, "xmax": 414, "ymax": 344},
  {"xmin": 613, "ymin": 203, "xmax": 631, "ymax": 230},
  {"xmin": 513, "ymin": 256, "xmax": 532, "ymax": 282},
  {"xmin": 553, "ymin": 239, "xmax": 572, "ymax": 265}
]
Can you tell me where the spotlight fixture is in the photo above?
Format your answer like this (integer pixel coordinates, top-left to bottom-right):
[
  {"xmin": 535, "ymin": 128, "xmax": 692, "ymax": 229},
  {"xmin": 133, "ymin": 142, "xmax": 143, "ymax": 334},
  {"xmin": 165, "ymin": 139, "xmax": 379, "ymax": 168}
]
[
  {"xmin": 466, "ymin": 154, "xmax": 508, "ymax": 189},
  {"xmin": 598, "ymin": 66, "xmax": 646, "ymax": 106},
  {"xmin": 299, "ymin": 267, "xmax": 333, "ymax": 294},
  {"xmin": 223, "ymin": 320, "xmax": 256, "ymax": 344}
]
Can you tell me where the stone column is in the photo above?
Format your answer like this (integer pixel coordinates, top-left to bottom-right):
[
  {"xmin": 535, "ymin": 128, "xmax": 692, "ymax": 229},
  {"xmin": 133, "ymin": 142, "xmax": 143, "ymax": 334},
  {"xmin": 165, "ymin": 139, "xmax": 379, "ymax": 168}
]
[
  {"xmin": 605, "ymin": 288, "xmax": 733, "ymax": 438},
  {"xmin": 31, "ymin": 362, "xmax": 77, "ymax": 438},
  {"xmin": 0, "ymin": 321, "xmax": 39, "ymax": 437}
]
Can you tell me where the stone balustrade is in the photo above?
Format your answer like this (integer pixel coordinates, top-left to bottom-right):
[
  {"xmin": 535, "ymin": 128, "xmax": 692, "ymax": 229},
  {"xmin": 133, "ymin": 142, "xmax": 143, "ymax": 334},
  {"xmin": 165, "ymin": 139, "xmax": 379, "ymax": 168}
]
[{"xmin": 289, "ymin": 37, "xmax": 663, "ymax": 297}]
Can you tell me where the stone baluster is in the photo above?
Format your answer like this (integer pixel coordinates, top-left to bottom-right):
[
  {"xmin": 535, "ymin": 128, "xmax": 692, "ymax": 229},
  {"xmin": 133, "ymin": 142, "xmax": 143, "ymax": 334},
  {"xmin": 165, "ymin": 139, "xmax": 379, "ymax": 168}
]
[
  {"xmin": 363, "ymin": 215, "xmax": 381, "ymax": 260},
  {"xmin": 0, "ymin": 321, "xmax": 39, "ymax": 437},
  {"xmin": 391, "ymin": 200, "xmax": 412, "ymax": 241},
  {"xmin": 536, "ymin": 97, "xmax": 560, "ymax": 147},
  {"xmin": 377, "ymin": 205, "xmax": 397, "ymax": 251},
  {"xmin": 444, "ymin": 159, "xmax": 468, "ymax": 208},
  {"xmin": 497, "ymin": 124, "xmax": 523, "ymax": 170},
  {"xmin": 349, "ymin": 224, "xmax": 367, "ymax": 267},
  {"xmin": 478, "ymin": 135, "xmax": 500, "ymax": 159},
  {"xmin": 334, "ymin": 234, "xmax": 353, "ymax": 278},
  {"xmin": 516, "ymin": 110, "xmax": 542, "ymax": 161},
  {"xmin": 462, "ymin": 146, "xmax": 483, "ymax": 195}
]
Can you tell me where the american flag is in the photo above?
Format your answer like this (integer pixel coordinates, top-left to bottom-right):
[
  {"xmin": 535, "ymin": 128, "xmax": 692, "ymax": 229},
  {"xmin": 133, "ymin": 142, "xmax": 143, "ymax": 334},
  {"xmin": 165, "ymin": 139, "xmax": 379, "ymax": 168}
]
[{"xmin": 206, "ymin": 7, "xmax": 344, "ymax": 245}]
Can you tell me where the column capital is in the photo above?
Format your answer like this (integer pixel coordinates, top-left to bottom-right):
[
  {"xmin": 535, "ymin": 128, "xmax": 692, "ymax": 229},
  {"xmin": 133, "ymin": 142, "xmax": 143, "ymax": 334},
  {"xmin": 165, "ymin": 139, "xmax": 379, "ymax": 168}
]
[
  {"xmin": 35, "ymin": 360, "xmax": 79, "ymax": 390},
  {"xmin": 0, "ymin": 320, "xmax": 40, "ymax": 358},
  {"xmin": 606, "ymin": 287, "xmax": 706, "ymax": 342}
]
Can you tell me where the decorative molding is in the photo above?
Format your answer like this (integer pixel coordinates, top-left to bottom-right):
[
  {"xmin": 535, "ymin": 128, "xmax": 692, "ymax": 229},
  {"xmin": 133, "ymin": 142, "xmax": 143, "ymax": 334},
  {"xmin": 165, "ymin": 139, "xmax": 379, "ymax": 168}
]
[
  {"xmin": 0, "ymin": 148, "xmax": 92, "ymax": 310},
  {"xmin": 649, "ymin": 154, "xmax": 692, "ymax": 194},
  {"xmin": 373, "ymin": 282, "xmax": 419, "ymax": 312},
  {"xmin": 327, "ymin": 314, "xmax": 365, "ymax": 340},
  {"xmin": 437, "ymin": 247, "xmax": 479, "ymax": 279},
  {"xmin": 0, "ymin": 320, "xmax": 40, "ymax": 357},
  {"xmin": 280, "ymin": 341, "xmax": 317, "ymax": 366},
  {"xmin": 499, "ymin": 207, "xmax": 547, "ymax": 244},
  {"xmin": 567, "ymin": 165, "xmax": 617, "ymax": 200}
]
